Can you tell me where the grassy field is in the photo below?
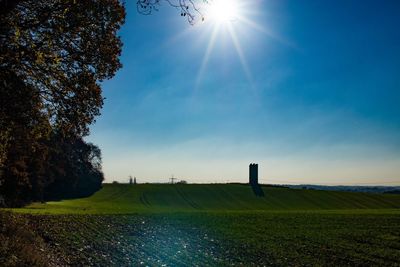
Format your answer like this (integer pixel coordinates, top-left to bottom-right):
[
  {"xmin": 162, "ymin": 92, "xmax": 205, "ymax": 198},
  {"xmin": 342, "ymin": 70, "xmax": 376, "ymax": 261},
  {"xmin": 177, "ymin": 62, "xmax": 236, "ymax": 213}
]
[
  {"xmin": 5, "ymin": 184, "xmax": 400, "ymax": 266},
  {"xmin": 17, "ymin": 183, "xmax": 400, "ymax": 214}
]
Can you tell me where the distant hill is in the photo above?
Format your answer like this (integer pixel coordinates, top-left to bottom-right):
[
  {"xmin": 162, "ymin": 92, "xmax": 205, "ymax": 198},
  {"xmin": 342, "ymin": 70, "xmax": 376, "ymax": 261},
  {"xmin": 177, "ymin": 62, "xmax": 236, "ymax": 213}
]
[
  {"xmin": 383, "ymin": 190, "xmax": 400, "ymax": 195},
  {"xmin": 16, "ymin": 183, "xmax": 400, "ymax": 214},
  {"xmin": 286, "ymin": 184, "xmax": 400, "ymax": 194}
]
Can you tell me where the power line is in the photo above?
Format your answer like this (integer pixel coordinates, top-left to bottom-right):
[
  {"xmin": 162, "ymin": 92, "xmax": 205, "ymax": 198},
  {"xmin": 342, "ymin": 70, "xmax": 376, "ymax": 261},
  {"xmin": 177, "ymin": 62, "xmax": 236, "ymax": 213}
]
[{"xmin": 169, "ymin": 174, "xmax": 177, "ymax": 184}]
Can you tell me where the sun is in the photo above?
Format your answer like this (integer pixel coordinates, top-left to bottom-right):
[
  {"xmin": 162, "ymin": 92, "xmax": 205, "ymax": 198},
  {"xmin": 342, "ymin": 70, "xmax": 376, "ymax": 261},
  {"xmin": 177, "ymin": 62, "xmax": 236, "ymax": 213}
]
[
  {"xmin": 207, "ymin": 0, "xmax": 239, "ymax": 24},
  {"xmin": 195, "ymin": 0, "xmax": 268, "ymax": 90}
]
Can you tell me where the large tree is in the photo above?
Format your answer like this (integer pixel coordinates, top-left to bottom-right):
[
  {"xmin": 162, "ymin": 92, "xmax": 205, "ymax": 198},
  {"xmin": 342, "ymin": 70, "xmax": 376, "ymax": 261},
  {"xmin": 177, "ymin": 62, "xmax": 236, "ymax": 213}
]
[
  {"xmin": 0, "ymin": 0, "xmax": 125, "ymax": 206},
  {"xmin": 44, "ymin": 134, "xmax": 104, "ymax": 200},
  {"xmin": 0, "ymin": 70, "xmax": 50, "ymax": 205},
  {"xmin": 1, "ymin": 0, "xmax": 125, "ymax": 136}
]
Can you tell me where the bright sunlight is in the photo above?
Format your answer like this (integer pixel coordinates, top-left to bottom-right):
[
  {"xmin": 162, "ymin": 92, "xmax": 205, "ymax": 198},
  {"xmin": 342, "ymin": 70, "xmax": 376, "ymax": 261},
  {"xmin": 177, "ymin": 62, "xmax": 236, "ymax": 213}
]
[
  {"xmin": 196, "ymin": 0, "xmax": 258, "ymax": 89},
  {"xmin": 207, "ymin": 0, "xmax": 239, "ymax": 24}
]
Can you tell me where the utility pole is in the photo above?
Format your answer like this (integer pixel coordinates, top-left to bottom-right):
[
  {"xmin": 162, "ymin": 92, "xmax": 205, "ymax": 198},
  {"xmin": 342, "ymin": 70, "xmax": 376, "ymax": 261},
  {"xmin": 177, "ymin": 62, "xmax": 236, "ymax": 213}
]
[{"xmin": 169, "ymin": 174, "xmax": 177, "ymax": 184}]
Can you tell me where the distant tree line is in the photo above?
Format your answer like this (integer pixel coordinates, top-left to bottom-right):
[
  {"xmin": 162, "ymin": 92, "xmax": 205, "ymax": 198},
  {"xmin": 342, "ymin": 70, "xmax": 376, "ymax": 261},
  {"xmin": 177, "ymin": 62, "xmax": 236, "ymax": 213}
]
[{"xmin": 0, "ymin": 0, "xmax": 125, "ymax": 206}]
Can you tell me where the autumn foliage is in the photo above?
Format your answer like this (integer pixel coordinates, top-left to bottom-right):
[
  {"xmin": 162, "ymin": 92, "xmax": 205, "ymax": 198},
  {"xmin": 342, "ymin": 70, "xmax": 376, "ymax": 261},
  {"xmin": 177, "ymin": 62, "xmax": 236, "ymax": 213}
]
[{"xmin": 0, "ymin": 0, "xmax": 125, "ymax": 206}]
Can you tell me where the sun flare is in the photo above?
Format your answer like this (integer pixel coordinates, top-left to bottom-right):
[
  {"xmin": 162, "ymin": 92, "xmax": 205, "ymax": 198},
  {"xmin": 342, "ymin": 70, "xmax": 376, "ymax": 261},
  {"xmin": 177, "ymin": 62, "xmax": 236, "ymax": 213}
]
[
  {"xmin": 196, "ymin": 0, "xmax": 267, "ymax": 90},
  {"xmin": 207, "ymin": 0, "xmax": 239, "ymax": 24}
]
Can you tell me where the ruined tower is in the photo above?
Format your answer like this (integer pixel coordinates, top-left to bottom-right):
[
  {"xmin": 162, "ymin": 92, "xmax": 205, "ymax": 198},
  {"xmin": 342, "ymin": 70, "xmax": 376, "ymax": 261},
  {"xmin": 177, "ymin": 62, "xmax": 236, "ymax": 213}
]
[{"xmin": 249, "ymin": 163, "xmax": 258, "ymax": 185}]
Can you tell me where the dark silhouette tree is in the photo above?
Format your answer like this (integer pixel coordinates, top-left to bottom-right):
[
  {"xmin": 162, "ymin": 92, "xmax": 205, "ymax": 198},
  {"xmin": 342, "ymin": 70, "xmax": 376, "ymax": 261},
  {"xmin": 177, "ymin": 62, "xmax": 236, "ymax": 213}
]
[
  {"xmin": 0, "ymin": 70, "xmax": 50, "ymax": 206},
  {"xmin": 44, "ymin": 135, "xmax": 104, "ymax": 200},
  {"xmin": 1, "ymin": 0, "xmax": 125, "ymax": 136},
  {"xmin": 0, "ymin": 0, "xmax": 125, "ymax": 206}
]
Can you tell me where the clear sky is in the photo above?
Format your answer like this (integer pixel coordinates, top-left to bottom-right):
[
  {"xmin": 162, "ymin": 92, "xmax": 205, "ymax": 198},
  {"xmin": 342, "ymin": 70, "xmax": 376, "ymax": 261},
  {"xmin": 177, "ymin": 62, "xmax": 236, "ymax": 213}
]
[{"xmin": 87, "ymin": 0, "xmax": 400, "ymax": 185}]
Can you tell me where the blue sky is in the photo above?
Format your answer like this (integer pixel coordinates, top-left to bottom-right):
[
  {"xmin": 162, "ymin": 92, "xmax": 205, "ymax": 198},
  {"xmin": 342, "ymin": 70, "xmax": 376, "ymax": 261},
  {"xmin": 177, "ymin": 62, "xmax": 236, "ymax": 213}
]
[{"xmin": 88, "ymin": 0, "xmax": 400, "ymax": 185}]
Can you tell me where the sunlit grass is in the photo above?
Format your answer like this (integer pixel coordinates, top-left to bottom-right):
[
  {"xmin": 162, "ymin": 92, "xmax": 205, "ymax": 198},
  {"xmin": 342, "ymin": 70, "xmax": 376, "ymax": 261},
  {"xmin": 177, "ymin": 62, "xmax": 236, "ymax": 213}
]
[{"xmin": 13, "ymin": 184, "xmax": 400, "ymax": 214}]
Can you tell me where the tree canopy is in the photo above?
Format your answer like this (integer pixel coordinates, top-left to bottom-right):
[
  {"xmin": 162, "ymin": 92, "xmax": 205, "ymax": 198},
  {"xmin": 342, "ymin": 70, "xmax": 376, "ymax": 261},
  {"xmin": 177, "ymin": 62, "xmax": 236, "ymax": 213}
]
[
  {"xmin": 1, "ymin": 0, "xmax": 125, "ymax": 136},
  {"xmin": 0, "ymin": 0, "xmax": 125, "ymax": 206}
]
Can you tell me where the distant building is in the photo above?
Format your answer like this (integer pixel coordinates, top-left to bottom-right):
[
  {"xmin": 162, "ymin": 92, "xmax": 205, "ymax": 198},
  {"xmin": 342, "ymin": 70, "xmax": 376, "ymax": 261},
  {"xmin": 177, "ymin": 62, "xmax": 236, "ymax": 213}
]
[
  {"xmin": 129, "ymin": 176, "xmax": 133, "ymax": 184},
  {"xmin": 134, "ymin": 177, "xmax": 137, "ymax": 185},
  {"xmin": 249, "ymin": 163, "xmax": 258, "ymax": 185}
]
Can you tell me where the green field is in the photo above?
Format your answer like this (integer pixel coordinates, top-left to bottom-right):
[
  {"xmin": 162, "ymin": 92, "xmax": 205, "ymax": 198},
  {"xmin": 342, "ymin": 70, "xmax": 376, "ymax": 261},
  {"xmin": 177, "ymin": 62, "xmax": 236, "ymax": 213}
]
[
  {"xmin": 5, "ymin": 184, "xmax": 400, "ymax": 266},
  {"xmin": 18, "ymin": 183, "xmax": 400, "ymax": 214}
]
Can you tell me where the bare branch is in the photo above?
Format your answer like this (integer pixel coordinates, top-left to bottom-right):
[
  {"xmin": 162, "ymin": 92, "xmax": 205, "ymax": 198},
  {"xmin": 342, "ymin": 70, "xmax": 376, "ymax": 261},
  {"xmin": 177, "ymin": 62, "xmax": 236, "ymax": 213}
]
[{"xmin": 137, "ymin": 0, "xmax": 209, "ymax": 25}]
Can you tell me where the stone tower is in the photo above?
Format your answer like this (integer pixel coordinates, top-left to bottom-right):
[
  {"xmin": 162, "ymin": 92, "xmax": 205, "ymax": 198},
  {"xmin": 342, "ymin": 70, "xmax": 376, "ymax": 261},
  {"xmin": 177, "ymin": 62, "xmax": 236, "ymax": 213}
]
[{"xmin": 249, "ymin": 163, "xmax": 258, "ymax": 185}]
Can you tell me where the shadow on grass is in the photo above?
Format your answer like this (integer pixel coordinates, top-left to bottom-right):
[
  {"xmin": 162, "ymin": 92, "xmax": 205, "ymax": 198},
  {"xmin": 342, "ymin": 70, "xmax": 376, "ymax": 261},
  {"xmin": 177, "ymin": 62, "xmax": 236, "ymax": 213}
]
[{"xmin": 251, "ymin": 184, "xmax": 265, "ymax": 197}]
